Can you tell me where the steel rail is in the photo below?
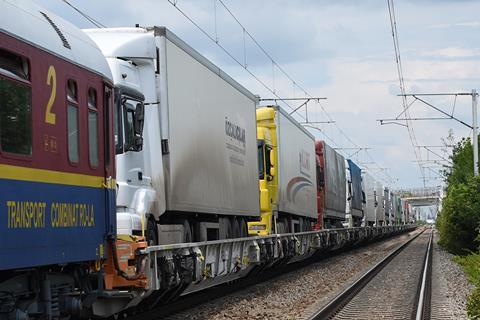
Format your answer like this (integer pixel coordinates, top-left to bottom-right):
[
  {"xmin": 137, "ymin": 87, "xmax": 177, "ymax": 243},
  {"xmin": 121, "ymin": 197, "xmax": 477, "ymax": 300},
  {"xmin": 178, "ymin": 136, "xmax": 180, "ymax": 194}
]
[
  {"xmin": 415, "ymin": 230, "xmax": 433, "ymax": 320},
  {"xmin": 308, "ymin": 228, "xmax": 426, "ymax": 320}
]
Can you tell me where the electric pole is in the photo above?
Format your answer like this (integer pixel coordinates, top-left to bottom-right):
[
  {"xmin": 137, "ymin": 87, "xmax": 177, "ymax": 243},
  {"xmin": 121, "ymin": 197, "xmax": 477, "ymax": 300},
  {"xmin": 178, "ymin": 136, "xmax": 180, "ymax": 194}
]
[{"xmin": 473, "ymin": 89, "xmax": 478, "ymax": 176}]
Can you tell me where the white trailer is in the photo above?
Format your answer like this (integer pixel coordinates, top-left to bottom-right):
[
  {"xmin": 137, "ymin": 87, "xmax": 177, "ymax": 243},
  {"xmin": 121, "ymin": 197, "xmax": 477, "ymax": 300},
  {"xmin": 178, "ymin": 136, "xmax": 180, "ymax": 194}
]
[
  {"xmin": 391, "ymin": 192, "xmax": 400, "ymax": 224},
  {"xmin": 274, "ymin": 106, "xmax": 317, "ymax": 229},
  {"xmin": 384, "ymin": 187, "xmax": 391, "ymax": 225},
  {"xmin": 375, "ymin": 182, "xmax": 385, "ymax": 225},
  {"xmin": 86, "ymin": 27, "xmax": 260, "ymax": 243},
  {"xmin": 362, "ymin": 171, "xmax": 376, "ymax": 226},
  {"xmin": 400, "ymin": 198, "xmax": 406, "ymax": 224}
]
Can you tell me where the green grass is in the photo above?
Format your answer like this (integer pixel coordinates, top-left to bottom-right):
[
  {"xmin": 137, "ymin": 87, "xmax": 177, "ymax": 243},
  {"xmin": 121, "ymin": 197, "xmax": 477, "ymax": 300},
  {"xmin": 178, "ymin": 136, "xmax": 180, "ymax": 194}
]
[{"xmin": 454, "ymin": 252, "xmax": 480, "ymax": 319}]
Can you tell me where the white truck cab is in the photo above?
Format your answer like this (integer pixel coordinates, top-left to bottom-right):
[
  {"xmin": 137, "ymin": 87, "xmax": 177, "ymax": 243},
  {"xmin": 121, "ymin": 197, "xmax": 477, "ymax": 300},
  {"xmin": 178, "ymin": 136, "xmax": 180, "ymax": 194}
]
[{"xmin": 85, "ymin": 28, "xmax": 166, "ymax": 243}]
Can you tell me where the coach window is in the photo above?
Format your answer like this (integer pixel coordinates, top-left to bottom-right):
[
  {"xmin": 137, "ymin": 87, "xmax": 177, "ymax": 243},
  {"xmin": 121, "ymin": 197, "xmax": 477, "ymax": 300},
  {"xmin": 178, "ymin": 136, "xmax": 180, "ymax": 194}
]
[
  {"xmin": 67, "ymin": 79, "xmax": 79, "ymax": 163},
  {"xmin": 88, "ymin": 88, "xmax": 98, "ymax": 167},
  {"xmin": 0, "ymin": 49, "xmax": 31, "ymax": 155}
]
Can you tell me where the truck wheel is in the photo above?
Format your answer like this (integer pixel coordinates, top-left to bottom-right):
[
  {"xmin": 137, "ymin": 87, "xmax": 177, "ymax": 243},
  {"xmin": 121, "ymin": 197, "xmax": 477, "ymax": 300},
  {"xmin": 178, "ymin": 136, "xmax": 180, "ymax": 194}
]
[
  {"xmin": 219, "ymin": 217, "xmax": 232, "ymax": 239},
  {"xmin": 183, "ymin": 220, "xmax": 193, "ymax": 243},
  {"xmin": 146, "ymin": 218, "xmax": 158, "ymax": 246},
  {"xmin": 277, "ymin": 217, "xmax": 288, "ymax": 234},
  {"xmin": 334, "ymin": 220, "xmax": 344, "ymax": 228},
  {"xmin": 298, "ymin": 218, "xmax": 304, "ymax": 232},
  {"xmin": 232, "ymin": 218, "xmax": 241, "ymax": 239},
  {"xmin": 239, "ymin": 218, "xmax": 248, "ymax": 238},
  {"xmin": 299, "ymin": 218, "xmax": 310, "ymax": 232}
]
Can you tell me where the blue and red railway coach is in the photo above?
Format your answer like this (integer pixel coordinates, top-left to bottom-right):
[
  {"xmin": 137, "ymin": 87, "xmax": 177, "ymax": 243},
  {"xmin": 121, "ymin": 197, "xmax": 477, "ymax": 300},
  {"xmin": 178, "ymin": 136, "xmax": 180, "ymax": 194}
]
[{"xmin": 0, "ymin": 0, "xmax": 116, "ymax": 271}]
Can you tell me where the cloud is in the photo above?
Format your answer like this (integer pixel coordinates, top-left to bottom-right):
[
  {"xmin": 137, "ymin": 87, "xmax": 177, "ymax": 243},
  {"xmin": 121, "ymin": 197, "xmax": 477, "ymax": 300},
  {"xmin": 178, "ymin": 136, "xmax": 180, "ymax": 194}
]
[
  {"xmin": 417, "ymin": 47, "xmax": 480, "ymax": 59},
  {"xmin": 429, "ymin": 21, "xmax": 480, "ymax": 29}
]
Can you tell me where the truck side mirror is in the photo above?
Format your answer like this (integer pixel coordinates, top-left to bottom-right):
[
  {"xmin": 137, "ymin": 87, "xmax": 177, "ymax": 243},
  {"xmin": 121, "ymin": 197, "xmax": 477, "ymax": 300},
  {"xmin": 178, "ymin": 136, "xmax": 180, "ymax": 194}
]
[
  {"xmin": 265, "ymin": 145, "xmax": 274, "ymax": 179},
  {"xmin": 268, "ymin": 167, "xmax": 276, "ymax": 180},
  {"xmin": 134, "ymin": 136, "xmax": 143, "ymax": 149},
  {"xmin": 133, "ymin": 103, "xmax": 144, "ymax": 151},
  {"xmin": 270, "ymin": 149, "xmax": 276, "ymax": 167},
  {"xmin": 134, "ymin": 103, "xmax": 144, "ymax": 136}
]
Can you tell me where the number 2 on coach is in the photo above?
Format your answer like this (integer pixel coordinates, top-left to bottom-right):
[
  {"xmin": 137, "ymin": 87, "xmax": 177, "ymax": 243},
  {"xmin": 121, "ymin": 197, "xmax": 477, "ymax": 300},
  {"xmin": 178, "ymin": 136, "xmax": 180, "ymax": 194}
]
[{"xmin": 45, "ymin": 65, "xmax": 56, "ymax": 125}]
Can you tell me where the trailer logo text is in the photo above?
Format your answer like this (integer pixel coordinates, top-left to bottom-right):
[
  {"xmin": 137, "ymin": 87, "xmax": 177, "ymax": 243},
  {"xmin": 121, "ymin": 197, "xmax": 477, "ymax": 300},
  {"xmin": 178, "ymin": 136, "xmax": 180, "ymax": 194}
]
[
  {"xmin": 299, "ymin": 149, "xmax": 311, "ymax": 177},
  {"xmin": 225, "ymin": 117, "xmax": 246, "ymax": 166},
  {"xmin": 225, "ymin": 117, "xmax": 246, "ymax": 146}
]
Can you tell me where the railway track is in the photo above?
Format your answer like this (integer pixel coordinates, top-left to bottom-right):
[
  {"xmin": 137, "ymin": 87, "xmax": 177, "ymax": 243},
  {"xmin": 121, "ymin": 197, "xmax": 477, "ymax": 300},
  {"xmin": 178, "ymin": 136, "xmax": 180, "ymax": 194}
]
[
  {"xmin": 126, "ymin": 248, "xmax": 341, "ymax": 319},
  {"xmin": 309, "ymin": 228, "xmax": 433, "ymax": 320}
]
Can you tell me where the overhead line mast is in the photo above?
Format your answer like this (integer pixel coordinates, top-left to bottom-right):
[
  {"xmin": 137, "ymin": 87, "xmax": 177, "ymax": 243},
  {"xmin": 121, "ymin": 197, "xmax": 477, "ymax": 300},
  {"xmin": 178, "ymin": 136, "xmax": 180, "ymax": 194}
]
[{"xmin": 382, "ymin": 92, "xmax": 479, "ymax": 176}]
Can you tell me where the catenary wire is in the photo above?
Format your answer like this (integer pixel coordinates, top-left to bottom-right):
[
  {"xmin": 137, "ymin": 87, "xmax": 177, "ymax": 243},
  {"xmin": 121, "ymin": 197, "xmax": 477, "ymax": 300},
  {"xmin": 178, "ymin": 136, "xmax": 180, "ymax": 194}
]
[
  {"xmin": 387, "ymin": 0, "xmax": 425, "ymax": 186},
  {"xmin": 61, "ymin": 0, "xmax": 106, "ymax": 28}
]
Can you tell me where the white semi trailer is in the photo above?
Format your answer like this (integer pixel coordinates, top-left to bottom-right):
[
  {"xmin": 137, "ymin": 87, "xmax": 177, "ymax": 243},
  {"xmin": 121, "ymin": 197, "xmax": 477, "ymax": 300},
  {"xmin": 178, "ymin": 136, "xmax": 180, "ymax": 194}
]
[
  {"xmin": 86, "ymin": 27, "xmax": 260, "ymax": 244},
  {"xmin": 375, "ymin": 182, "xmax": 385, "ymax": 225},
  {"xmin": 384, "ymin": 187, "xmax": 391, "ymax": 225},
  {"xmin": 275, "ymin": 106, "xmax": 318, "ymax": 232},
  {"xmin": 362, "ymin": 171, "xmax": 376, "ymax": 226}
]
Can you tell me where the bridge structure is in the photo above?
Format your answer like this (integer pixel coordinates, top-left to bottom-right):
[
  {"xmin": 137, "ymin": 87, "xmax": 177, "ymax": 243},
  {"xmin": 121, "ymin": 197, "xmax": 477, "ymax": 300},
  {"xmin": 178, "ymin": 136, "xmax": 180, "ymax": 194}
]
[{"xmin": 393, "ymin": 186, "xmax": 443, "ymax": 221}]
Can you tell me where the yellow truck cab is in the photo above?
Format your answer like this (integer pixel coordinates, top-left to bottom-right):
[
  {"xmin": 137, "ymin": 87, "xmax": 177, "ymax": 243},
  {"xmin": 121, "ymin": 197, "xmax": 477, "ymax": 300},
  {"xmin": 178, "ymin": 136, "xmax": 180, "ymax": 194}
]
[{"xmin": 249, "ymin": 107, "xmax": 279, "ymax": 235}]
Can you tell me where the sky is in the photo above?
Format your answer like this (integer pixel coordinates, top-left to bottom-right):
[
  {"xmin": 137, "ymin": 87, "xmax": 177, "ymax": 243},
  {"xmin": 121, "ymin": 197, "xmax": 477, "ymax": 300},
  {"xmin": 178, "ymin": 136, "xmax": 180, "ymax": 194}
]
[{"xmin": 36, "ymin": 0, "xmax": 480, "ymax": 189}]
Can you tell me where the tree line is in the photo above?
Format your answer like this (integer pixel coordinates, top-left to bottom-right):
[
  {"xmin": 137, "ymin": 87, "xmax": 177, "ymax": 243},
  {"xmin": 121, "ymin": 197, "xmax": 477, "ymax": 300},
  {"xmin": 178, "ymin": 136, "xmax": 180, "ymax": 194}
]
[{"xmin": 436, "ymin": 136, "xmax": 480, "ymax": 317}]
